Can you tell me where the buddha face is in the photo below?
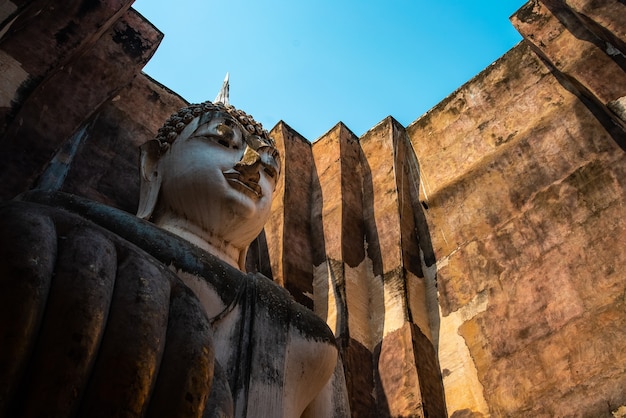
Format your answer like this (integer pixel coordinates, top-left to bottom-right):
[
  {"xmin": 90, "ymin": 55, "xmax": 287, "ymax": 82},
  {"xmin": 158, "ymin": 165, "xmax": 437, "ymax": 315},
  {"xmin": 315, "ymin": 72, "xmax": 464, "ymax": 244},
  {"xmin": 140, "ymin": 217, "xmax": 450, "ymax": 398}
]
[{"xmin": 153, "ymin": 113, "xmax": 280, "ymax": 253}]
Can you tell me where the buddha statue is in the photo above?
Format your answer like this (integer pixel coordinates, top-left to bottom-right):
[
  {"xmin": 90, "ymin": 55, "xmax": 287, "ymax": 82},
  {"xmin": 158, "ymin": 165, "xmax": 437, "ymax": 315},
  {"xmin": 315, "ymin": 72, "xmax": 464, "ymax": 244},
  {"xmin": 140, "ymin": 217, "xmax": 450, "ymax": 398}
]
[{"xmin": 0, "ymin": 102, "xmax": 349, "ymax": 417}]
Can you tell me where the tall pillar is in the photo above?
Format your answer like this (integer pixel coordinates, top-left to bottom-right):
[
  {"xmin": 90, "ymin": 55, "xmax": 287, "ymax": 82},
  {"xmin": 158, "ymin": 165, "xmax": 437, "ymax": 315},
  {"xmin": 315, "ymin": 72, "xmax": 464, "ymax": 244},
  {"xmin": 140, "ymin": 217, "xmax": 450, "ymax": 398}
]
[
  {"xmin": 311, "ymin": 118, "xmax": 445, "ymax": 417},
  {"xmin": 360, "ymin": 117, "xmax": 445, "ymax": 417},
  {"xmin": 262, "ymin": 121, "xmax": 315, "ymax": 308},
  {"xmin": 311, "ymin": 122, "xmax": 379, "ymax": 417}
]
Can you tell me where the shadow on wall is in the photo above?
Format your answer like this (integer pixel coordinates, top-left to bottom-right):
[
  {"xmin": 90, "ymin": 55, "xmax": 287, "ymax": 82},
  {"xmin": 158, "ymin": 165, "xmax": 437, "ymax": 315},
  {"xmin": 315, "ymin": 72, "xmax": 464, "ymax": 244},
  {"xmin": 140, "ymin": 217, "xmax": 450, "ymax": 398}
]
[
  {"xmin": 404, "ymin": 132, "xmax": 440, "ymax": 351},
  {"xmin": 359, "ymin": 144, "xmax": 385, "ymax": 348},
  {"xmin": 245, "ymin": 229, "xmax": 273, "ymax": 279},
  {"xmin": 543, "ymin": 59, "xmax": 626, "ymax": 151}
]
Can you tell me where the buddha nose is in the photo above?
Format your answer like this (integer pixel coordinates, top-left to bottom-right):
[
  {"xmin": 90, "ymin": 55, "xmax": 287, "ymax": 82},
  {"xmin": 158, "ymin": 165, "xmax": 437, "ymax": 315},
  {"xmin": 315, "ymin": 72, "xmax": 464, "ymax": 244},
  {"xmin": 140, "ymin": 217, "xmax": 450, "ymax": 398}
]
[{"xmin": 234, "ymin": 147, "xmax": 261, "ymax": 182}]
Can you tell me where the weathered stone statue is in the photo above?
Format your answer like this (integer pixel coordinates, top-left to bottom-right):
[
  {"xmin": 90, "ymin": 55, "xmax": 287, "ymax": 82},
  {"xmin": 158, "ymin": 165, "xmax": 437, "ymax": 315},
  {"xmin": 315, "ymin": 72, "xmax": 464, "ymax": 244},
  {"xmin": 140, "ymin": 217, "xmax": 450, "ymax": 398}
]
[{"xmin": 0, "ymin": 102, "xmax": 348, "ymax": 417}]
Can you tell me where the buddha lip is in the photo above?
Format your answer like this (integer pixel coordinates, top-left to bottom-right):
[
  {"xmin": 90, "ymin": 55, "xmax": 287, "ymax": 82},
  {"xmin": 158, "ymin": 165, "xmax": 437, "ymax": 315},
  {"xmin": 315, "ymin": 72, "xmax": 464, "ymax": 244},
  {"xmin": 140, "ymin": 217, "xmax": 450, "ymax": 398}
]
[{"xmin": 223, "ymin": 171, "xmax": 262, "ymax": 197}]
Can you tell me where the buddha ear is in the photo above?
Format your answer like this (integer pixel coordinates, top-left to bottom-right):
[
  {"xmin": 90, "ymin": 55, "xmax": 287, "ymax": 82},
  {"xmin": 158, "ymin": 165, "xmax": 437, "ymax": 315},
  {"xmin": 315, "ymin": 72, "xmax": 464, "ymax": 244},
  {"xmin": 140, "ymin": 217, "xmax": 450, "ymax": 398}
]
[{"xmin": 137, "ymin": 140, "xmax": 168, "ymax": 220}]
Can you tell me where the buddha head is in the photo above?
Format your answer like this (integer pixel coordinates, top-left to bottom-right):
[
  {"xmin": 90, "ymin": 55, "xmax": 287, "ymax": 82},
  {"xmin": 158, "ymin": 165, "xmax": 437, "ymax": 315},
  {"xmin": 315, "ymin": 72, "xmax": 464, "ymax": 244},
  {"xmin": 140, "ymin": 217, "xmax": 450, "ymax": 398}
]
[{"xmin": 137, "ymin": 101, "xmax": 280, "ymax": 270}]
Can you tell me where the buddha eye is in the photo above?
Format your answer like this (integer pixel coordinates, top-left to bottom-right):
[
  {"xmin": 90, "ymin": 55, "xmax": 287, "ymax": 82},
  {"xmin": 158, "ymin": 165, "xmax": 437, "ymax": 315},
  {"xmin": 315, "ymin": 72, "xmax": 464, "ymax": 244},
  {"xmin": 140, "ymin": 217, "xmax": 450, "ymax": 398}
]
[
  {"xmin": 216, "ymin": 138, "xmax": 239, "ymax": 150},
  {"xmin": 213, "ymin": 122, "xmax": 243, "ymax": 150},
  {"xmin": 258, "ymin": 146, "xmax": 280, "ymax": 179},
  {"xmin": 263, "ymin": 166, "xmax": 277, "ymax": 179}
]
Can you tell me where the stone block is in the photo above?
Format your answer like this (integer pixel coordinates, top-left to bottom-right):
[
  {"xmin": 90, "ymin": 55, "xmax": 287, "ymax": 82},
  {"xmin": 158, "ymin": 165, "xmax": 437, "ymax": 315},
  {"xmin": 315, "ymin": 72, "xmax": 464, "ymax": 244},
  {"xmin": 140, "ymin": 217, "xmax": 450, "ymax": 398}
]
[
  {"xmin": 0, "ymin": 0, "xmax": 135, "ymax": 134},
  {"xmin": 375, "ymin": 322, "xmax": 446, "ymax": 418},
  {"xmin": 0, "ymin": 8, "xmax": 162, "ymax": 200}
]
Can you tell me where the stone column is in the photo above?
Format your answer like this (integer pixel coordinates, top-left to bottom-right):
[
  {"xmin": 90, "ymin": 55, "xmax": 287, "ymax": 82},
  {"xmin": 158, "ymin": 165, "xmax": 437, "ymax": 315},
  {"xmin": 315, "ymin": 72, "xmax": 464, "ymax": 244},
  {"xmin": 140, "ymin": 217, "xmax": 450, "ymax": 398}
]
[
  {"xmin": 359, "ymin": 117, "xmax": 445, "ymax": 418},
  {"xmin": 262, "ymin": 121, "xmax": 315, "ymax": 308},
  {"xmin": 512, "ymin": 0, "xmax": 626, "ymax": 131},
  {"xmin": 310, "ymin": 122, "xmax": 379, "ymax": 416},
  {"xmin": 311, "ymin": 118, "xmax": 445, "ymax": 417}
]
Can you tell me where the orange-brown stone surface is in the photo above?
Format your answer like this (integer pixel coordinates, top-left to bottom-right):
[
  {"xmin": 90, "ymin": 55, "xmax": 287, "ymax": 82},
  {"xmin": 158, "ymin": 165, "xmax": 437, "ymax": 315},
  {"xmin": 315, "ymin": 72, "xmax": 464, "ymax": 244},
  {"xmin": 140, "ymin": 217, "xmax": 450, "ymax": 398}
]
[{"xmin": 407, "ymin": 1, "xmax": 626, "ymax": 414}]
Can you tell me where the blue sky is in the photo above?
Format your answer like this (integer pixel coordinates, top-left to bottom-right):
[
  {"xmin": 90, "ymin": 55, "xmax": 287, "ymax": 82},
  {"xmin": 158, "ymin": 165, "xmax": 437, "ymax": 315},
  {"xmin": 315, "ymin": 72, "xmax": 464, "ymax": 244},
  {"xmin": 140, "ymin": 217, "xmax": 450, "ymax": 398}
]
[{"xmin": 133, "ymin": 0, "xmax": 526, "ymax": 141}]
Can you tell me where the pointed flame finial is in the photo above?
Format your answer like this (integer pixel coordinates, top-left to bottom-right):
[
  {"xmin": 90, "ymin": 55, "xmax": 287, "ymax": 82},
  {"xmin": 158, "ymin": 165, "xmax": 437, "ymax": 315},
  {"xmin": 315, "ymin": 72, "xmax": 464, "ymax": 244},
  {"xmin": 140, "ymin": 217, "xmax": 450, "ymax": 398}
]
[{"xmin": 214, "ymin": 72, "xmax": 230, "ymax": 105}]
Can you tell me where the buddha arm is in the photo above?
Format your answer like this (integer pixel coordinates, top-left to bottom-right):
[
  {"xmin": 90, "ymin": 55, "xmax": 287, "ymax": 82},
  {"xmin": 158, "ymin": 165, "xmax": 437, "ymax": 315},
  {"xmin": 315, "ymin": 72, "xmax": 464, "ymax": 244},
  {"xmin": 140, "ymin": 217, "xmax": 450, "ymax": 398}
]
[
  {"xmin": 301, "ymin": 357, "xmax": 352, "ymax": 418},
  {"xmin": 284, "ymin": 333, "xmax": 338, "ymax": 417}
]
